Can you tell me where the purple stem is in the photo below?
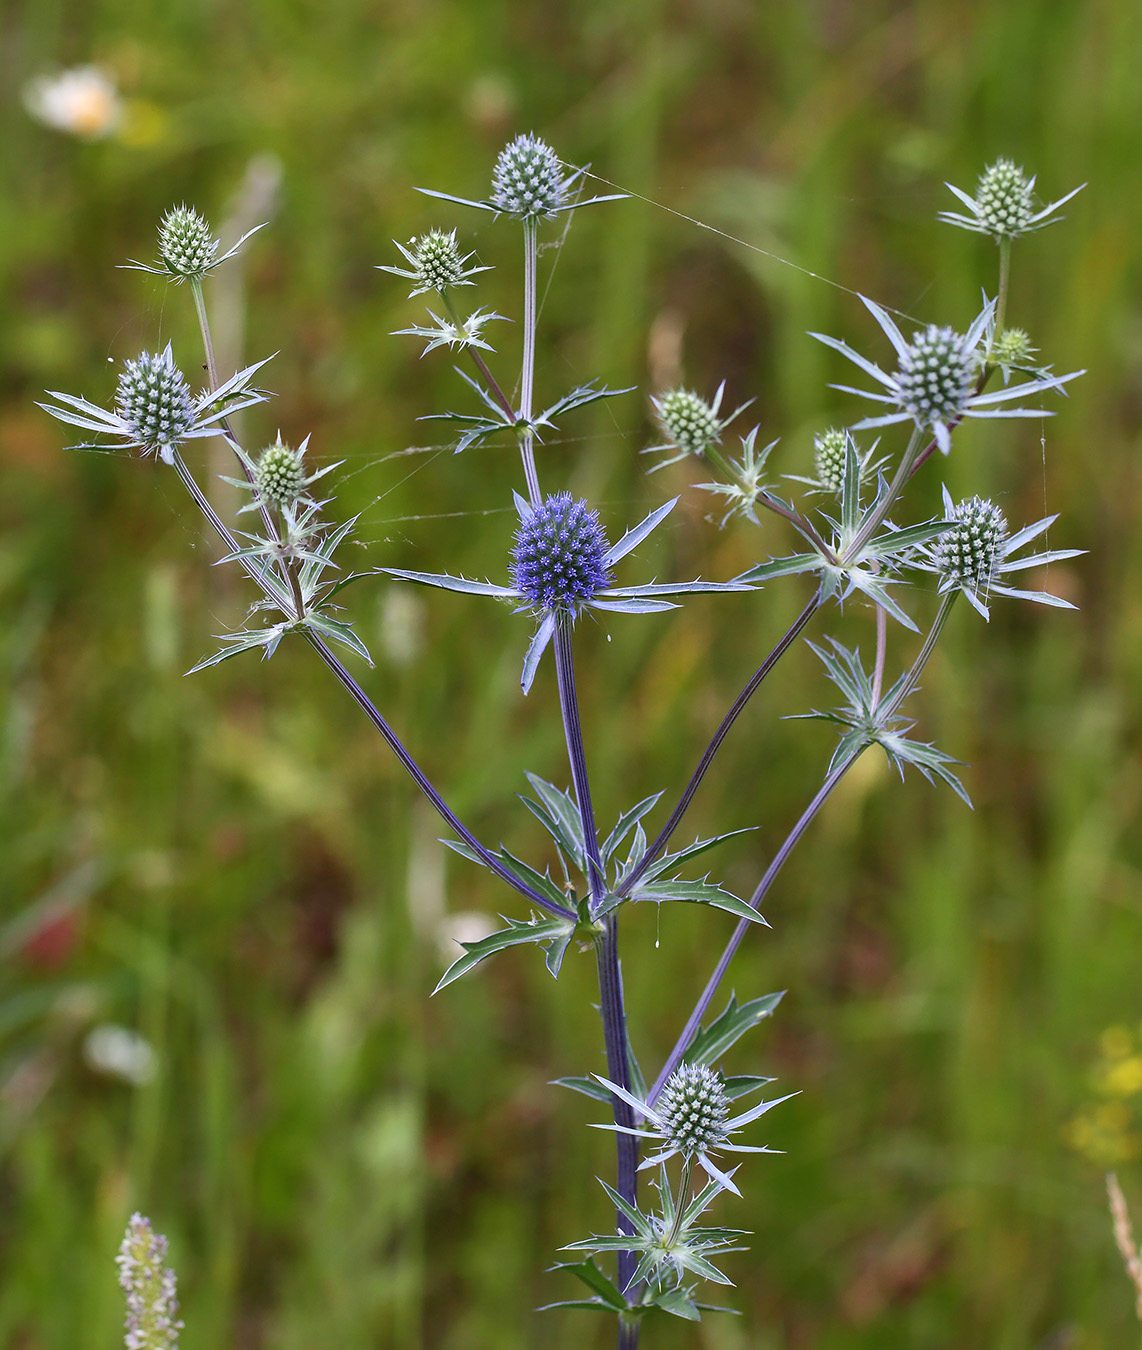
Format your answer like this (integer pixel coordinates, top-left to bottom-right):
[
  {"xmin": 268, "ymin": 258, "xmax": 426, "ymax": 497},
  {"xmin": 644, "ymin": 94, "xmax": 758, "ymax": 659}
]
[
  {"xmin": 647, "ymin": 752, "xmax": 854, "ymax": 1105},
  {"xmin": 172, "ymin": 449, "xmax": 574, "ymax": 922},
  {"xmin": 617, "ymin": 593, "xmax": 821, "ymax": 898},
  {"xmin": 649, "ymin": 595, "xmax": 956, "ymax": 1104},
  {"xmin": 552, "ymin": 617, "xmax": 640, "ymax": 1295},
  {"xmin": 553, "ymin": 617, "xmax": 606, "ymax": 902},
  {"xmin": 305, "ymin": 635, "xmax": 576, "ymax": 919}
]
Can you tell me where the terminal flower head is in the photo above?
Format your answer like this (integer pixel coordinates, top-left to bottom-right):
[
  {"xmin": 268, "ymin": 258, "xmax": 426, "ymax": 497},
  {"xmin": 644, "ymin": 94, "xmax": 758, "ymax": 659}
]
[
  {"xmin": 939, "ymin": 159, "xmax": 1084, "ymax": 241},
  {"xmin": 377, "ymin": 228, "xmax": 491, "ymax": 298},
  {"xmin": 124, "ymin": 206, "xmax": 265, "ymax": 284},
  {"xmin": 592, "ymin": 1062, "xmax": 795, "ymax": 1195},
  {"xmin": 812, "ymin": 295, "xmax": 1080, "ymax": 453},
  {"xmin": 417, "ymin": 131, "xmax": 625, "ymax": 219},
  {"xmin": 385, "ymin": 492, "xmax": 749, "ymax": 692},
  {"xmin": 918, "ymin": 486, "xmax": 1083, "ymax": 620},
  {"xmin": 39, "ymin": 344, "xmax": 270, "ymax": 465}
]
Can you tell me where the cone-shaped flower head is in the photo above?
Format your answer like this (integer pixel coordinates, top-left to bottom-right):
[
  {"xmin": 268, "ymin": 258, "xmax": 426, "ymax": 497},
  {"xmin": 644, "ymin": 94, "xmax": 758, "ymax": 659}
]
[
  {"xmin": 659, "ymin": 1063, "xmax": 731, "ymax": 1157},
  {"xmin": 655, "ymin": 389, "xmax": 723, "ymax": 459},
  {"xmin": 158, "ymin": 206, "xmax": 219, "ymax": 281},
  {"xmin": 812, "ymin": 427, "xmax": 850, "ymax": 492},
  {"xmin": 973, "ymin": 159, "xmax": 1035, "ymax": 239},
  {"xmin": 254, "ymin": 435, "xmax": 305, "ymax": 507},
  {"xmin": 510, "ymin": 492, "xmax": 612, "ymax": 612},
  {"xmin": 116, "ymin": 1214, "xmax": 182, "ymax": 1350},
  {"xmin": 939, "ymin": 162, "xmax": 1083, "ymax": 241},
  {"xmin": 410, "ymin": 229, "xmax": 465, "ymax": 291},
  {"xmin": 931, "ymin": 495, "xmax": 1008, "ymax": 594},
  {"xmin": 894, "ymin": 324, "xmax": 977, "ymax": 428},
  {"xmin": 491, "ymin": 134, "xmax": 566, "ymax": 218},
  {"xmin": 811, "ymin": 296, "xmax": 1079, "ymax": 455},
  {"xmin": 116, "ymin": 349, "xmax": 195, "ymax": 454}
]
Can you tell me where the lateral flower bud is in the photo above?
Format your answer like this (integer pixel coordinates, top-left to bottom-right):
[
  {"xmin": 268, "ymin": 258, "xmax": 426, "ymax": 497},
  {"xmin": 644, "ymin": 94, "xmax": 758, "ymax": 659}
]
[
  {"xmin": 254, "ymin": 435, "xmax": 305, "ymax": 507},
  {"xmin": 812, "ymin": 428, "xmax": 850, "ymax": 493},
  {"xmin": 932, "ymin": 495, "xmax": 1008, "ymax": 594},
  {"xmin": 991, "ymin": 327, "xmax": 1035, "ymax": 368},
  {"xmin": 654, "ymin": 389, "xmax": 723, "ymax": 460}
]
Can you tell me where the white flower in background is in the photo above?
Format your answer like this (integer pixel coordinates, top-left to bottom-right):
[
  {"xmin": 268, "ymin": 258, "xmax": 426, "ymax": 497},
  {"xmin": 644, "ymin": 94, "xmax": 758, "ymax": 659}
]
[
  {"xmin": 24, "ymin": 66, "xmax": 123, "ymax": 140},
  {"xmin": 84, "ymin": 1025, "xmax": 156, "ymax": 1086}
]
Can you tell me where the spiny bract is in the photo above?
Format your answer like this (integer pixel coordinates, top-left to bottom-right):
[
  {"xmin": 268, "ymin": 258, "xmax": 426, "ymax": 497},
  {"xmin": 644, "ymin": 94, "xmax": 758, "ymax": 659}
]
[
  {"xmin": 491, "ymin": 134, "xmax": 565, "ymax": 218},
  {"xmin": 895, "ymin": 326, "xmax": 976, "ymax": 425},
  {"xmin": 658, "ymin": 1063, "xmax": 730, "ymax": 1156},
  {"xmin": 158, "ymin": 206, "xmax": 219, "ymax": 280},
  {"xmin": 510, "ymin": 492, "xmax": 612, "ymax": 612},
  {"xmin": 932, "ymin": 496, "xmax": 1009, "ymax": 592},
  {"xmin": 115, "ymin": 349, "xmax": 195, "ymax": 453}
]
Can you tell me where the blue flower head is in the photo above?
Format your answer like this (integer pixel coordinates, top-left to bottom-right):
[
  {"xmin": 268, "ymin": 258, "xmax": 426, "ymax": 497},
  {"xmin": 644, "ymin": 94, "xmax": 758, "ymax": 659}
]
[{"xmin": 510, "ymin": 492, "xmax": 613, "ymax": 612}]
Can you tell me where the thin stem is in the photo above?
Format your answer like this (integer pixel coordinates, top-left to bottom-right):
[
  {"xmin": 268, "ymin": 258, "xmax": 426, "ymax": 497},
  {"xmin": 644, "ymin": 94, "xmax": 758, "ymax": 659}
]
[
  {"xmin": 844, "ymin": 424, "xmax": 923, "ymax": 560},
  {"xmin": 190, "ymin": 276, "xmax": 280, "ymax": 548},
  {"xmin": 519, "ymin": 217, "xmax": 541, "ymax": 505},
  {"xmin": 442, "ymin": 292, "xmax": 516, "ymax": 423},
  {"xmin": 649, "ymin": 594, "xmax": 957, "ymax": 1104},
  {"xmin": 595, "ymin": 920, "xmax": 640, "ymax": 1294},
  {"xmin": 552, "ymin": 618, "xmax": 639, "ymax": 1297},
  {"xmin": 993, "ymin": 237, "xmax": 1012, "ymax": 348},
  {"xmin": 665, "ymin": 1155, "xmax": 694, "ymax": 1249},
  {"xmin": 170, "ymin": 450, "xmax": 294, "ymax": 614},
  {"xmin": 553, "ymin": 616, "xmax": 605, "ymax": 902},
  {"xmin": 171, "ymin": 449, "xmax": 574, "ymax": 922},
  {"xmin": 617, "ymin": 593, "xmax": 821, "ymax": 897},
  {"xmin": 190, "ymin": 279, "xmax": 218, "ymax": 389},
  {"xmin": 305, "ymin": 636, "xmax": 575, "ymax": 921},
  {"xmin": 870, "ymin": 597, "xmax": 888, "ymax": 712}
]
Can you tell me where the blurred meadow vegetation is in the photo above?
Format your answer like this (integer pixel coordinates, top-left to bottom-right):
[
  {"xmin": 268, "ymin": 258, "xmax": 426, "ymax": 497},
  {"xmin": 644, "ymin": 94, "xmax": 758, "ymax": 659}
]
[{"xmin": 2, "ymin": 0, "xmax": 1141, "ymax": 1346}]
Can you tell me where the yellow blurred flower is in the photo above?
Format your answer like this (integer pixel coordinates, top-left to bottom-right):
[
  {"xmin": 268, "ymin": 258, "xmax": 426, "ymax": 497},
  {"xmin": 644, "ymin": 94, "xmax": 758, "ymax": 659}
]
[{"xmin": 23, "ymin": 66, "xmax": 123, "ymax": 140}]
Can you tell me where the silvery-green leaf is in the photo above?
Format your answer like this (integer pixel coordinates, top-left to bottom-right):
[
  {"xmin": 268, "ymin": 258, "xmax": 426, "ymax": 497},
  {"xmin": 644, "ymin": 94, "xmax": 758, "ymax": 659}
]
[{"xmin": 682, "ymin": 991, "xmax": 785, "ymax": 1066}]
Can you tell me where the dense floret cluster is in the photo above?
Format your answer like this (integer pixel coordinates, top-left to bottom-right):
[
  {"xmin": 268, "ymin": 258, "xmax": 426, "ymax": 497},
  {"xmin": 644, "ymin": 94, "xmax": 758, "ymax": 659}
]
[
  {"xmin": 158, "ymin": 206, "xmax": 219, "ymax": 280},
  {"xmin": 254, "ymin": 438, "xmax": 305, "ymax": 507},
  {"xmin": 974, "ymin": 159, "xmax": 1035, "ymax": 238},
  {"xmin": 491, "ymin": 134, "xmax": 566, "ymax": 218},
  {"xmin": 658, "ymin": 1063, "xmax": 731, "ymax": 1156},
  {"xmin": 510, "ymin": 492, "xmax": 612, "ymax": 612},
  {"xmin": 812, "ymin": 427, "xmax": 850, "ymax": 492},
  {"xmin": 115, "ymin": 349, "xmax": 195, "ymax": 453},
  {"xmin": 932, "ymin": 495, "xmax": 1009, "ymax": 592},
  {"xmin": 895, "ymin": 325, "xmax": 977, "ymax": 425},
  {"xmin": 655, "ymin": 389, "xmax": 723, "ymax": 459}
]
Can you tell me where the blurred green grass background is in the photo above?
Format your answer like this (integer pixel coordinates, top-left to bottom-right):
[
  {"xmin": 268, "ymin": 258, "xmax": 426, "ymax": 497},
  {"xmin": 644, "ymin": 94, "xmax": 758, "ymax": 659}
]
[{"xmin": 2, "ymin": 0, "xmax": 1141, "ymax": 1345}]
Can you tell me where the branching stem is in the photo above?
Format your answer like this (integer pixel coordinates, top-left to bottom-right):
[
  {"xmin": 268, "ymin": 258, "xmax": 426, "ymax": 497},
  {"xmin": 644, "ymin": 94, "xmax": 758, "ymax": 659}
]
[
  {"xmin": 650, "ymin": 593, "xmax": 957, "ymax": 1104},
  {"xmin": 617, "ymin": 594, "xmax": 821, "ymax": 897}
]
